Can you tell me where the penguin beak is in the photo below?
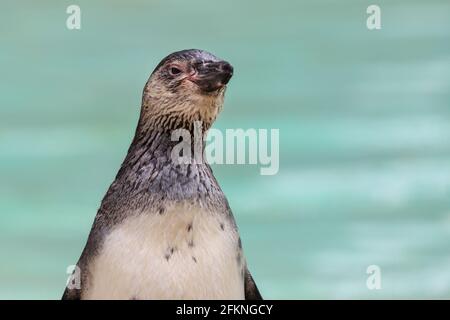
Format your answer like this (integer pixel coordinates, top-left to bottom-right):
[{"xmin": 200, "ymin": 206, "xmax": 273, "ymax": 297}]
[{"xmin": 189, "ymin": 61, "xmax": 233, "ymax": 93}]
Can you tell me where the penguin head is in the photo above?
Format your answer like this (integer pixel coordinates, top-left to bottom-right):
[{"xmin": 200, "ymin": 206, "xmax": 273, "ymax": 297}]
[{"xmin": 141, "ymin": 49, "xmax": 233, "ymax": 131}]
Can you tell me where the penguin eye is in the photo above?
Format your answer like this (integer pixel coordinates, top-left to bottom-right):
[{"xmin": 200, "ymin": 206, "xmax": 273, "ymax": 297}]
[{"xmin": 169, "ymin": 67, "xmax": 182, "ymax": 76}]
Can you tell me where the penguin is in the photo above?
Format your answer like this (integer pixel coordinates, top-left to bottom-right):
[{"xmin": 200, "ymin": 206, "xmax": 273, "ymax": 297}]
[{"xmin": 62, "ymin": 49, "xmax": 262, "ymax": 300}]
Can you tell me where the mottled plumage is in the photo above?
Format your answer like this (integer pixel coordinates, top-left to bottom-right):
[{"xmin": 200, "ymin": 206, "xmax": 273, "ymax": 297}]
[{"xmin": 62, "ymin": 49, "xmax": 262, "ymax": 300}]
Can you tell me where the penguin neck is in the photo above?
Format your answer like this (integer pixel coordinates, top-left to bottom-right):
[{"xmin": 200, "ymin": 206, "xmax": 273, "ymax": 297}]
[
  {"xmin": 115, "ymin": 123, "xmax": 221, "ymax": 202},
  {"xmin": 129, "ymin": 121, "xmax": 208, "ymax": 167}
]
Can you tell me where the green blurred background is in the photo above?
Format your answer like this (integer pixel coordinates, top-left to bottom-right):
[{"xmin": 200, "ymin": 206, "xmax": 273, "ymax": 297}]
[{"xmin": 1, "ymin": 0, "xmax": 450, "ymax": 299}]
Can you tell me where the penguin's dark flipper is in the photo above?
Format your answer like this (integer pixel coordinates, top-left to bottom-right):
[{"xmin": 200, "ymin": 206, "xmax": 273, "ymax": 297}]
[
  {"xmin": 62, "ymin": 287, "xmax": 81, "ymax": 300},
  {"xmin": 244, "ymin": 268, "xmax": 263, "ymax": 300}
]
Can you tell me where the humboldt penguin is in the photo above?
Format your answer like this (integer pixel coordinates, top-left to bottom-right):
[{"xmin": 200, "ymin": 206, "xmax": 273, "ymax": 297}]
[{"xmin": 62, "ymin": 49, "xmax": 262, "ymax": 300}]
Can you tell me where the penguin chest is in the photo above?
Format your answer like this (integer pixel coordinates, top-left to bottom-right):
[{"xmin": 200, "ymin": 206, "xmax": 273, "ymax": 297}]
[{"xmin": 83, "ymin": 206, "xmax": 245, "ymax": 299}]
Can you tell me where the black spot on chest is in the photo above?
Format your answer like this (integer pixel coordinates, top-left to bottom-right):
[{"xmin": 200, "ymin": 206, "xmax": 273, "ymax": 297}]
[{"xmin": 165, "ymin": 246, "xmax": 177, "ymax": 261}]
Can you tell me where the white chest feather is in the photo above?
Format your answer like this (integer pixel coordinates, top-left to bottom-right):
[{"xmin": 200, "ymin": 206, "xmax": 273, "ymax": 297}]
[{"xmin": 82, "ymin": 204, "xmax": 244, "ymax": 300}]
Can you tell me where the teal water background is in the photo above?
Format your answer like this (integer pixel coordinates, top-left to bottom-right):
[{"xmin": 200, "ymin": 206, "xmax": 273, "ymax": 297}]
[{"xmin": 1, "ymin": 0, "xmax": 450, "ymax": 299}]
